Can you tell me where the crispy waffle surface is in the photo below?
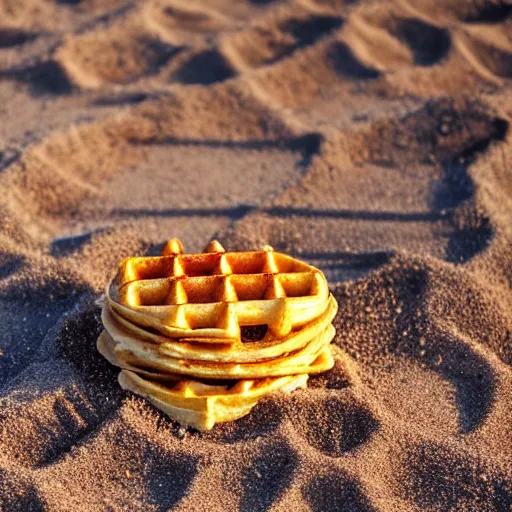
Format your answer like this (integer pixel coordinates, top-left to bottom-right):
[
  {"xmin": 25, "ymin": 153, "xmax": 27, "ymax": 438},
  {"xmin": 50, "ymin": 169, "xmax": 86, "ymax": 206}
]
[
  {"xmin": 107, "ymin": 240, "xmax": 330, "ymax": 341},
  {"xmin": 97, "ymin": 239, "xmax": 338, "ymax": 430}
]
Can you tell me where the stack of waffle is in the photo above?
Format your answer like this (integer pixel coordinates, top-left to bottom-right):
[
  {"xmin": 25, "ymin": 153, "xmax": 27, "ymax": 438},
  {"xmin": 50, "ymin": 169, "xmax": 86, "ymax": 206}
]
[{"xmin": 97, "ymin": 239, "xmax": 338, "ymax": 430}]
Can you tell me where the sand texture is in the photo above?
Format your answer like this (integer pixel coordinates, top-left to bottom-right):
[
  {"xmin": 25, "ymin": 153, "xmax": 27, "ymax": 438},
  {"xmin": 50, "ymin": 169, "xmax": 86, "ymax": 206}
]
[{"xmin": 1, "ymin": 0, "xmax": 512, "ymax": 510}]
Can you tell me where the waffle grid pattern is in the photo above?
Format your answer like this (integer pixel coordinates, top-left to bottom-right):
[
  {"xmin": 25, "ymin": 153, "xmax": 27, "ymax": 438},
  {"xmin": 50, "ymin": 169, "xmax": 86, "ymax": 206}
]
[
  {"xmin": 118, "ymin": 250, "xmax": 313, "ymax": 287},
  {"xmin": 110, "ymin": 246, "xmax": 329, "ymax": 339}
]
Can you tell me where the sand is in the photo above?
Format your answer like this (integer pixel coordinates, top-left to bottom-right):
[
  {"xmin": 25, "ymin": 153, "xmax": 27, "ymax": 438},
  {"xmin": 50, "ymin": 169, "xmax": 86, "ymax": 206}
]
[{"xmin": 0, "ymin": 0, "xmax": 511, "ymax": 510}]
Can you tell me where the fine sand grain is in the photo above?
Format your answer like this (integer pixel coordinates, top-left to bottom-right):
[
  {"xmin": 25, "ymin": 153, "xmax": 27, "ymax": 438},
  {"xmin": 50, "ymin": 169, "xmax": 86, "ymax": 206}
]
[{"xmin": 1, "ymin": 0, "xmax": 512, "ymax": 510}]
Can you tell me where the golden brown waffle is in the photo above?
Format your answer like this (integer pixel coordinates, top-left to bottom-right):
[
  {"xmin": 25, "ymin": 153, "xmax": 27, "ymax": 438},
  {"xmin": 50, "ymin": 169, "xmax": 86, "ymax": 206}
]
[
  {"xmin": 107, "ymin": 241, "xmax": 330, "ymax": 341},
  {"xmin": 118, "ymin": 370, "xmax": 308, "ymax": 431},
  {"xmin": 102, "ymin": 295, "xmax": 337, "ymax": 363},
  {"xmin": 98, "ymin": 239, "xmax": 338, "ymax": 430},
  {"xmin": 98, "ymin": 325, "xmax": 335, "ymax": 379}
]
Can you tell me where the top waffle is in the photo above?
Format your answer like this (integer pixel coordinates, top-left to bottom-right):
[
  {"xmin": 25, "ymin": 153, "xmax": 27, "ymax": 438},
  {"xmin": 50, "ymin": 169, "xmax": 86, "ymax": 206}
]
[{"xmin": 107, "ymin": 239, "xmax": 330, "ymax": 343}]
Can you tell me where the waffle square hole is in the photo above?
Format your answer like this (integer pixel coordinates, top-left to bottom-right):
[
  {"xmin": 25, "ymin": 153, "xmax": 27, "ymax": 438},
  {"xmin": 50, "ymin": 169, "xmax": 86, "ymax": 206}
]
[
  {"xmin": 231, "ymin": 274, "xmax": 273, "ymax": 300},
  {"xmin": 279, "ymin": 273, "xmax": 315, "ymax": 297},
  {"xmin": 179, "ymin": 254, "xmax": 223, "ymax": 277},
  {"xmin": 122, "ymin": 256, "xmax": 177, "ymax": 283},
  {"xmin": 225, "ymin": 252, "xmax": 268, "ymax": 274},
  {"xmin": 126, "ymin": 280, "xmax": 172, "ymax": 306},
  {"xmin": 182, "ymin": 276, "xmax": 223, "ymax": 303},
  {"xmin": 272, "ymin": 253, "xmax": 312, "ymax": 273}
]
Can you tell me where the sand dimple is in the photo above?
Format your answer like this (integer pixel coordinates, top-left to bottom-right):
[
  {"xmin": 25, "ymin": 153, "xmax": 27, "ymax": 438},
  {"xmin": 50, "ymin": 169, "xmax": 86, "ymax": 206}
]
[
  {"xmin": 0, "ymin": 28, "xmax": 38, "ymax": 48},
  {"xmin": 0, "ymin": 0, "xmax": 511, "ymax": 509},
  {"xmin": 222, "ymin": 8, "xmax": 344, "ymax": 70},
  {"xmin": 238, "ymin": 442, "xmax": 300, "ymax": 512},
  {"xmin": 384, "ymin": 17, "xmax": 452, "ymax": 66},
  {"xmin": 200, "ymin": 398, "xmax": 286, "ymax": 444},
  {"xmin": 302, "ymin": 471, "xmax": 376, "ymax": 512},
  {"xmin": 3, "ymin": 60, "xmax": 74, "ymax": 96},
  {"xmin": 284, "ymin": 391, "xmax": 380, "ymax": 457}
]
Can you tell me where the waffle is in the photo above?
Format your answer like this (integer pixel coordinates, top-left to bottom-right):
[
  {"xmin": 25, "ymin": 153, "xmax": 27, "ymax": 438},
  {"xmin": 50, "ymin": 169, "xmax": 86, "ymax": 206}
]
[
  {"xmin": 98, "ymin": 324, "xmax": 335, "ymax": 379},
  {"xmin": 97, "ymin": 239, "xmax": 338, "ymax": 430},
  {"xmin": 118, "ymin": 370, "xmax": 308, "ymax": 431},
  {"xmin": 102, "ymin": 295, "xmax": 337, "ymax": 363},
  {"xmin": 107, "ymin": 241, "xmax": 330, "ymax": 341}
]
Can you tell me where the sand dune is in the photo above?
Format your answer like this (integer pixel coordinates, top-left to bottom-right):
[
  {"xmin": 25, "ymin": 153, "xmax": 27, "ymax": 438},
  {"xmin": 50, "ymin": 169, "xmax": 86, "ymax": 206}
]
[{"xmin": 0, "ymin": 0, "xmax": 511, "ymax": 510}]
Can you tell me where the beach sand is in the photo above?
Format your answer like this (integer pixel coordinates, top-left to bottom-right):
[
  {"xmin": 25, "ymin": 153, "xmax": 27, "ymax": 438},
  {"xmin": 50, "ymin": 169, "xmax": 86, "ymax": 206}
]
[{"xmin": 0, "ymin": 0, "xmax": 511, "ymax": 510}]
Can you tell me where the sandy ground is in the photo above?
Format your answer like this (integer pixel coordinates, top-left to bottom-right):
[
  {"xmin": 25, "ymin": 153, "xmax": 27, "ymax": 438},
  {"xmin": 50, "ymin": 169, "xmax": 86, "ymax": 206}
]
[{"xmin": 0, "ymin": 0, "xmax": 512, "ymax": 510}]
